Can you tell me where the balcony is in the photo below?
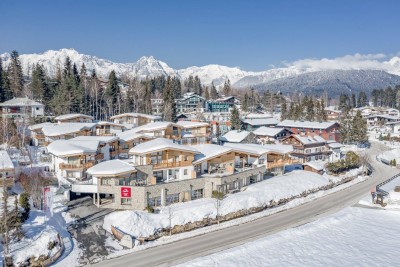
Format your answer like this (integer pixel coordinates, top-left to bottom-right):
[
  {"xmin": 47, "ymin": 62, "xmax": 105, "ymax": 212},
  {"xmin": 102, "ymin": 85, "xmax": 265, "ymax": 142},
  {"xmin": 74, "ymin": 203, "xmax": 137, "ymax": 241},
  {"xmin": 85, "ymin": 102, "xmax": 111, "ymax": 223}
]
[
  {"xmin": 35, "ymin": 133, "xmax": 45, "ymax": 139},
  {"xmin": 95, "ymin": 153, "xmax": 104, "ymax": 161},
  {"xmin": 267, "ymin": 159, "xmax": 300, "ymax": 169},
  {"xmin": 0, "ymin": 177, "xmax": 14, "ymax": 187},
  {"xmin": 59, "ymin": 161, "xmax": 95, "ymax": 170},
  {"xmin": 97, "ymin": 129, "xmax": 116, "ymax": 136},
  {"xmin": 153, "ymin": 160, "xmax": 191, "ymax": 169}
]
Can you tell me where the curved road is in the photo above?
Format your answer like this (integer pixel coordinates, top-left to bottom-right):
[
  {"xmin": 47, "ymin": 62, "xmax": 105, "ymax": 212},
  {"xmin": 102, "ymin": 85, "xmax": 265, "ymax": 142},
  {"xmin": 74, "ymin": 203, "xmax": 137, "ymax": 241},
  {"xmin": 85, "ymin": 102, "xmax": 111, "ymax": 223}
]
[{"xmin": 91, "ymin": 142, "xmax": 397, "ymax": 267}]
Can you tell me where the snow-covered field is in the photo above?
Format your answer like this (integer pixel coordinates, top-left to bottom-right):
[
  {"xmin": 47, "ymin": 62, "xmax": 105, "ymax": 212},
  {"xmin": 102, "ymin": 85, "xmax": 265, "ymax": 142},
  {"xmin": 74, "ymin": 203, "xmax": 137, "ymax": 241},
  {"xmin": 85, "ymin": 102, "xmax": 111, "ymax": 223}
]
[
  {"xmin": 103, "ymin": 169, "xmax": 363, "ymax": 239},
  {"xmin": 176, "ymin": 206, "xmax": 400, "ymax": 267}
]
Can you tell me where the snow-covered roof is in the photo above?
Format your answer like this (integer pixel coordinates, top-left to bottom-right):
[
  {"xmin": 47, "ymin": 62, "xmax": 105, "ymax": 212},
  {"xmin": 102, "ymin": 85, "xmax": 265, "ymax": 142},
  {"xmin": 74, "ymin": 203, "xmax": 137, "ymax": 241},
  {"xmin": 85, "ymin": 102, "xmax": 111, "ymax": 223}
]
[
  {"xmin": 180, "ymin": 92, "xmax": 205, "ymax": 100},
  {"xmin": 116, "ymin": 130, "xmax": 153, "ymax": 142},
  {"xmin": 47, "ymin": 140, "xmax": 100, "ymax": 157},
  {"xmin": 220, "ymin": 130, "xmax": 250, "ymax": 143},
  {"xmin": 258, "ymin": 143, "xmax": 294, "ymax": 154},
  {"xmin": 87, "ymin": 159, "xmax": 136, "ymax": 176},
  {"xmin": 0, "ymin": 151, "xmax": 14, "ymax": 169},
  {"xmin": 304, "ymin": 161, "xmax": 326, "ymax": 171},
  {"xmin": 129, "ymin": 138, "xmax": 199, "ymax": 155},
  {"xmin": 95, "ymin": 121, "xmax": 127, "ymax": 129},
  {"xmin": 70, "ymin": 135, "xmax": 119, "ymax": 143},
  {"xmin": 291, "ymin": 135, "xmax": 326, "ymax": 145},
  {"xmin": 28, "ymin": 122, "xmax": 55, "ymax": 131},
  {"xmin": 55, "ymin": 113, "xmax": 94, "ymax": 121},
  {"xmin": 192, "ymin": 144, "xmax": 233, "ymax": 164},
  {"xmin": 176, "ymin": 121, "xmax": 209, "ymax": 129},
  {"xmin": 110, "ymin": 113, "xmax": 162, "ymax": 120},
  {"xmin": 222, "ymin": 143, "xmax": 272, "ymax": 156},
  {"xmin": 253, "ymin": 127, "xmax": 286, "ymax": 137},
  {"xmin": 42, "ymin": 123, "xmax": 97, "ymax": 137},
  {"xmin": 130, "ymin": 121, "xmax": 181, "ymax": 133},
  {"xmin": 244, "ymin": 113, "xmax": 273, "ymax": 119},
  {"xmin": 277, "ymin": 120, "xmax": 338, "ymax": 130},
  {"xmin": 0, "ymin": 97, "xmax": 44, "ymax": 107},
  {"xmin": 242, "ymin": 118, "xmax": 279, "ymax": 126},
  {"xmin": 328, "ymin": 142, "xmax": 344, "ymax": 149},
  {"xmin": 370, "ymin": 114, "xmax": 400, "ymax": 120}
]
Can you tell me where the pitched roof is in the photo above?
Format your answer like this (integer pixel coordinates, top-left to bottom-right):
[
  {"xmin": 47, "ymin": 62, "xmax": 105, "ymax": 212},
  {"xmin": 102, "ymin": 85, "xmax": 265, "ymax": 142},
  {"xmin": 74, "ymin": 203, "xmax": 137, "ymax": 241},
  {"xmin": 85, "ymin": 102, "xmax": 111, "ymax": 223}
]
[
  {"xmin": 47, "ymin": 140, "xmax": 100, "ymax": 157},
  {"xmin": 0, "ymin": 97, "xmax": 44, "ymax": 107},
  {"xmin": 277, "ymin": 120, "xmax": 338, "ymax": 130},
  {"xmin": 129, "ymin": 138, "xmax": 199, "ymax": 155},
  {"xmin": 87, "ymin": 159, "xmax": 136, "ymax": 176},
  {"xmin": 253, "ymin": 127, "xmax": 286, "ymax": 137},
  {"xmin": 110, "ymin": 113, "xmax": 161, "ymax": 120},
  {"xmin": 290, "ymin": 135, "xmax": 327, "ymax": 145},
  {"xmin": 28, "ymin": 122, "xmax": 55, "ymax": 131},
  {"xmin": 192, "ymin": 144, "xmax": 233, "ymax": 164},
  {"xmin": 116, "ymin": 130, "xmax": 153, "ymax": 142},
  {"xmin": 70, "ymin": 135, "xmax": 119, "ymax": 143},
  {"xmin": 220, "ymin": 130, "xmax": 250, "ymax": 143},
  {"xmin": 55, "ymin": 113, "xmax": 94, "ymax": 121},
  {"xmin": 176, "ymin": 121, "xmax": 209, "ymax": 129},
  {"xmin": 130, "ymin": 121, "xmax": 181, "ymax": 133},
  {"xmin": 0, "ymin": 151, "xmax": 14, "ymax": 169},
  {"xmin": 242, "ymin": 118, "xmax": 279, "ymax": 126},
  {"xmin": 42, "ymin": 123, "xmax": 97, "ymax": 137}
]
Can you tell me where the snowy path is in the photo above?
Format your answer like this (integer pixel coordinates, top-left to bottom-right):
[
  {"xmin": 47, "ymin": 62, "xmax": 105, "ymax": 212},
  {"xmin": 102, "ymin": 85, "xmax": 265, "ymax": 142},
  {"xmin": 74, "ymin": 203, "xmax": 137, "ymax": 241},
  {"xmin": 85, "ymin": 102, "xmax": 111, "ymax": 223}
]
[{"xmin": 91, "ymin": 142, "xmax": 396, "ymax": 267}]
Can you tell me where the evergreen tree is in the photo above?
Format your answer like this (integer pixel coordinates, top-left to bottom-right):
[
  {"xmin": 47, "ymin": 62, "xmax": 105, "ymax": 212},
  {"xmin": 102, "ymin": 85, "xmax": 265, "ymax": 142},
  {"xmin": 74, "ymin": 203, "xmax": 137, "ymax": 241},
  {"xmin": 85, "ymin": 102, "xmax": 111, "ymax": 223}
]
[
  {"xmin": 320, "ymin": 99, "xmax": 327, "ymax": 121},
  {"xmin": 351, "ymin": 93, "xmax": 356, "ymax": 108},
  {"xmin": 351, "ymin": 110, "xmax": 368, "ymax": 143},
  {"xmin": 31, "ymin": 64, "xmax": 48, "ymax": 101},
  {"xmin": 339, "ymin": 113, "xmax": 352, "ymax": 144},
  {"xmin": 162, "ymin": 76, "xmax": 177, "ymax": 122},
  {"xmin": 280, "ymin": 98, "xmax": 287, "ymax": 121},
  {"xmin": 230, "ymin": 105, "xmax": 241, "ymax": 130},
  {"xmin": 222, "ymin": 79, "xmax": 231, "ymax": 96},
  {"xmin": 210, "ymin": 82, "xmax": 218, "ymax": 99},
  {"xmin": 357, "ymin": 91, "xmax": 367, "ymax": 107},
  {"xmin": 105, "ymin": 70, "xmax": 120, "ymax": 105},
  {"xmin": 305, "ymin": 97, "xmax": 315, "ymax": 121},
  {"xmin": 204, "ymin": 87, "xmax": 210, "ymax": 100},
  {"xmin": 8, "ymin": 50, "xmax": 24, "ymax": 97},
  {"xmin": 241, "ymin": 92, "xmax": 249, "ymax": 112},
  {"xmin": 0, "ymin": 57, "xmax": 5, "ymax": 102}
]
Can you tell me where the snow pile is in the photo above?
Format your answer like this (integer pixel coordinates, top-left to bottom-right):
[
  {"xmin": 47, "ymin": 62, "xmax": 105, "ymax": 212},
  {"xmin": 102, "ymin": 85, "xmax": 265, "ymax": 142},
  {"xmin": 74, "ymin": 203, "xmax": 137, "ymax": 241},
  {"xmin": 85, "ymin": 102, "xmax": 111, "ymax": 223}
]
[
  {"xmin": 377, "ymin": 148, "xmax": 400, "ymax": 163},
  {"xmin": 12, "ymin": 227, "xmax": 60, "ymax": 265},
  {"xmin": 103, "ymin": 170, "xmax": 355, "ymax": 238},
  {"xmin": 176, "ymin": 207, "xmax": 400, "ymax": 267}
]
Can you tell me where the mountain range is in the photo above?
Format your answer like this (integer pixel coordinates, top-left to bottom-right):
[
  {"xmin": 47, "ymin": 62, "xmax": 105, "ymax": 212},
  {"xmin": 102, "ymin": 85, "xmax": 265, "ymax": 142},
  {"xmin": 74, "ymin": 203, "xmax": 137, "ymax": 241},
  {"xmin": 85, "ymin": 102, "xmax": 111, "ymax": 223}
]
[{"xmin": 1, "ymin": 48, "xmax": 400, "ymax": 95}]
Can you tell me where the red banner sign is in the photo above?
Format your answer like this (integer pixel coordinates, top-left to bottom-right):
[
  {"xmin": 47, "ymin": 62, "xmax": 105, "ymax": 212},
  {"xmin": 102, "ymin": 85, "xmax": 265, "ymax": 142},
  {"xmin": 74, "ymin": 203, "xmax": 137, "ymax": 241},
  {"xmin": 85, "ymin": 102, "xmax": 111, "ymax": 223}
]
[{"xmin": 121, "ymin": 187, "xmax": 131, "ymax": 198}]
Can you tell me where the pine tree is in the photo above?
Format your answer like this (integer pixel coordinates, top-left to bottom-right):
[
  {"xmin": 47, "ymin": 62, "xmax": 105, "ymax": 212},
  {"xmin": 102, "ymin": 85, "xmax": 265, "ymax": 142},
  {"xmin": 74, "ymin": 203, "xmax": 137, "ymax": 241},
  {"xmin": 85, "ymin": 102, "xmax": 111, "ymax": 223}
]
[
  {"xmin": 320, "ymin": 99, "xmax": 327, "ymax": 121},
  {"xmin": 351, "ymin": 110, "xmax": 367, "ymax": 143},
  {"xmin": 357, "ymin": 91, "xmax": 367, "ymax": 107},
  {"xmin": 0, "ymin": 57, "xmax": 5, "ymax": 102},
  {"xmin": 230, "ymin": 105, "xmax": 241, "ymax": 130},
  {"xmin": 8, "ymin": 50, "xmax": 24, "ymax": 97},
  {"xmin": 204, "ymin": 87, "xmax": 210, "ymax": 100},
  {"xmin": 210, "ymin": 82, "xmax": 218, "ymax": 99},
  {"xmin": 241, "ymin": 92, "xmax": 249, "ymax": 112},
  {"xmin": 31, "ymin": 64, "xmax": 47, "ymax": 101},
  {"xmin": 105, "ymin": 70, "xmax": 120, "ymax": 104},
  {"xmin": 222, "ymin": 79, "xmax": 231, "ymax": 96},
  {"xmin": 351, "ymin": 93, "xmax": 356, "ymax": 108},
  {"xmin": 163, "ymin": 76, "xmax": 177, "ymax": 122},
  {"xmin": 339, "ymin": 113, "xmax": 352, "ymax": 144},
  {"xmin": 305, "ymin": 97, "xmax": 315, "ymax": 121},
  {"xmin": 281, "ymin": 98, "xmax": 287, "ymax": 121}
]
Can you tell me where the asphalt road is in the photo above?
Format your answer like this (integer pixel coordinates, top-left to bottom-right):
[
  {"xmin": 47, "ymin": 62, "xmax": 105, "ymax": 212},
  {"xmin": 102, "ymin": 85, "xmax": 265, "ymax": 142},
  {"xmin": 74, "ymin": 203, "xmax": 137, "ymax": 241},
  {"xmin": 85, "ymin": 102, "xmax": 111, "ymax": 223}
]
[{"xmin": 91, "ymin": 142, "xmax": 397, "ymax": 267}]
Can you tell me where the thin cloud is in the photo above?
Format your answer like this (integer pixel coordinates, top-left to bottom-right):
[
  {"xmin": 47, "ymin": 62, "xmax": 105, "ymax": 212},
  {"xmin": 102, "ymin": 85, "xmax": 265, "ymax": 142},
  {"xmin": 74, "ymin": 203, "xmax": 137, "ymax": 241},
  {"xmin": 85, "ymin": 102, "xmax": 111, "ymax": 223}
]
[{"xmin": 284, "ymin": 53, "xmax": 400, "ymax": 75}]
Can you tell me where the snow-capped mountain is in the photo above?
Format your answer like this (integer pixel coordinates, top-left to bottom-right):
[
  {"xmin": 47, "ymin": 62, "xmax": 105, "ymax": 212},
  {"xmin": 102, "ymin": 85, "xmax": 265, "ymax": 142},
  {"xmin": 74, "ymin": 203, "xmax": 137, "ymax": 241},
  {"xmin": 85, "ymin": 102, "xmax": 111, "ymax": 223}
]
[{"xmin": 1, "ymin": 48, "xmax": 400, "ymax": 92}]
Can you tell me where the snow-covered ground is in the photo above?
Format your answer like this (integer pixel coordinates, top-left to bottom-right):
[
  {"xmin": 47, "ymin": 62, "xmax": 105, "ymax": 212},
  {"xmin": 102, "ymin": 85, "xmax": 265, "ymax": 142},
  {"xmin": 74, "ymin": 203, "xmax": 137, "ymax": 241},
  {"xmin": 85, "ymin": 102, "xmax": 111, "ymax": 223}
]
[
  {"xmin": 0, "ymin": 188, "xmax": 80, "ymax": 266},
  {"xmin": 175, "ymin": 206, "xmax": 400, "ymax": 267},
  {"xmin": 103, "ymin": 169, "xmax": 364, "ymax": 240}
]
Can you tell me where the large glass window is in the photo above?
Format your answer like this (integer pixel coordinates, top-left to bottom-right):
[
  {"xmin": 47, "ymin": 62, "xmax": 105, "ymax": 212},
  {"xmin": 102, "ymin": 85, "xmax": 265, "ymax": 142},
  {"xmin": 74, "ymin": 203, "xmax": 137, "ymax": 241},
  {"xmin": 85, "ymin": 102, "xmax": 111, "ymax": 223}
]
[{"xmin": 121, "ymin": 198, "xmax": 131, "ymax": 205}]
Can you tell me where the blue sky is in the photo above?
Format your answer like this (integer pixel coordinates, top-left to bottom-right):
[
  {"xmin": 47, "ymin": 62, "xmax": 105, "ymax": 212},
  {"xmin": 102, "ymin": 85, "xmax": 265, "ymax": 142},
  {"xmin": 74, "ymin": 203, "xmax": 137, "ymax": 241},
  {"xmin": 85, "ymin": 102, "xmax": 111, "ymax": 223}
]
[{"xmin": 1, "ymin": 0, "xmax": 399, "ymax": 71}]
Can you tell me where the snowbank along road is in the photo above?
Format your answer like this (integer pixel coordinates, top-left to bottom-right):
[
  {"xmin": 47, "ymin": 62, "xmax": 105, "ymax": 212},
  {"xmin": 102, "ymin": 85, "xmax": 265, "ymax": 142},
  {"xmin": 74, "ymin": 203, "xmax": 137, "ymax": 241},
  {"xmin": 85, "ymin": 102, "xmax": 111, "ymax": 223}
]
[{"xmin": 91, "ymin": 142, "xmax": 397, "ymax": 267}]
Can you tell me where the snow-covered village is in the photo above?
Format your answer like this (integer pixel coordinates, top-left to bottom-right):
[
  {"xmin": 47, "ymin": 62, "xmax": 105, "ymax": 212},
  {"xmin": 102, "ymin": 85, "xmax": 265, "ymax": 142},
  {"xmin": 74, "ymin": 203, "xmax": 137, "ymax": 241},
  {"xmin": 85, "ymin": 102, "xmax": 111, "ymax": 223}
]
[{"xmin": 1, "ymin": 1, "xmax": 400, "ymax": 267}]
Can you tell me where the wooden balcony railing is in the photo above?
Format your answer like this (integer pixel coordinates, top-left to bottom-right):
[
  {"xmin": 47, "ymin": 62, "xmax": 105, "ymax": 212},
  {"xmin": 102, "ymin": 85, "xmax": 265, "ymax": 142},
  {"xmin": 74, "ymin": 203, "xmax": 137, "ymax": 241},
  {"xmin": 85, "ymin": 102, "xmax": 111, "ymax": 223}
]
[
  {"xmin": 153, "ymin": 160, "xmax": 191, "ymax": 169},
  {"xmin": 35, "ymin": 134, "xmax": 46, "ymax": 139},
  {"xmin": 59, "ymin": 161, "xmax": 95, "ymax": 170},
  {"xmin": 0, "ymin": 178, "xmax": 14, "ymax": 187},
  {"xmin": 267, "ymin": 159, "xmax": 300, "ymax": 169},
  {"xmin": 95, "ymin": 153, "xmax": 104, "ymax": 161}
]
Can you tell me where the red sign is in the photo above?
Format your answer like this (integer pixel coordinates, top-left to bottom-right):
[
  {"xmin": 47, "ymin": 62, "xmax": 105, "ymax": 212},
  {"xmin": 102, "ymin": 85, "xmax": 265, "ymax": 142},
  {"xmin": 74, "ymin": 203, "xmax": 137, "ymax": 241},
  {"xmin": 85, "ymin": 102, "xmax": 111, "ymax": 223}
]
[{"xmin": 121, "ymin": 187, "xmax": 131, "ymax": 198}]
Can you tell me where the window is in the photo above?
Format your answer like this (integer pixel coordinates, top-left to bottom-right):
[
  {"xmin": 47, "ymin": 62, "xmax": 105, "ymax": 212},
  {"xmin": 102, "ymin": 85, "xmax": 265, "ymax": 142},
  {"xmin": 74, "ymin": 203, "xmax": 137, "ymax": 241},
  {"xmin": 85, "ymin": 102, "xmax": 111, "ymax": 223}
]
[
  {"xmin": 101, "ymin": 178, "xmax": 113, "ymax": 186},
  {"xmin": 121, "ymin": 198, "xmax": 132, "ymax": 205},
  {"xmin": 184, "ymin": 155, "xmax": 188, "ymax": 161},
  {"xmin": 184, "ymin": 169, "xmax": 188, "ymax": 175},
  {"xmin": 191, "ymin": 189, "xmax": 203, "ymax": 200}
]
